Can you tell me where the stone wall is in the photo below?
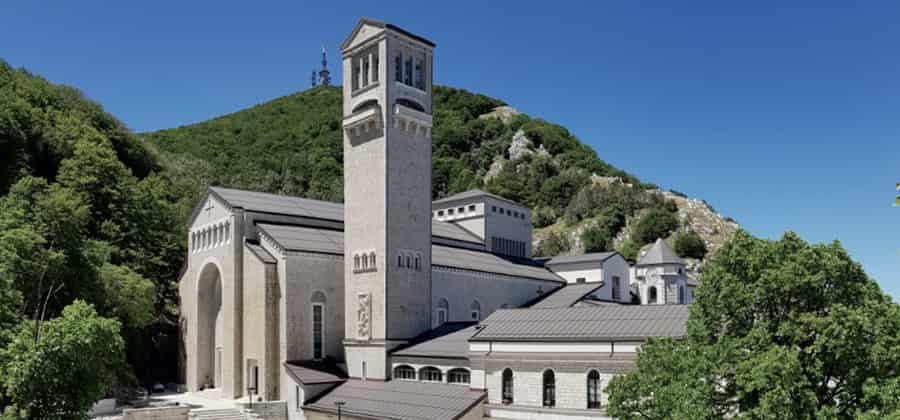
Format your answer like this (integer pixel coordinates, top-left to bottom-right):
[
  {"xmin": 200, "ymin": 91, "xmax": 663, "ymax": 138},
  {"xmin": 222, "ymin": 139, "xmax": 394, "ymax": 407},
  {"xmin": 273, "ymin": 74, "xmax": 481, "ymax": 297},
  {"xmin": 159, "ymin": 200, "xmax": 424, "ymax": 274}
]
[{"xmin": 122, "ymin": 406, "xmax": 190, "ymax": 420}]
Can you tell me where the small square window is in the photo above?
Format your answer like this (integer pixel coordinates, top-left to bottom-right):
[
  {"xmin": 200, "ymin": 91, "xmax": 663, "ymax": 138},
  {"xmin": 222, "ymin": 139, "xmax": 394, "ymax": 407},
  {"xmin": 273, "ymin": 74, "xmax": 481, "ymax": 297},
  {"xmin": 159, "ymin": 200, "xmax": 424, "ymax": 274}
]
[
  {"xmin": 576, "ymin": 277, "xmax": 586, "ymax": 284},
  {"xmin": 492, "ymin": 206, "xmax": 497, "ymax": 212},
  {"xmin": 448, "ymin": 209, "xmax": 454, "ymax": 215},
  {"xmin": 437, "ymin": 210, "xmax": 444, "ymax": 216},
  {"xmin": 469, "ymin": 205, "xmax": 476, "ymax": 211},
  {"xmin": 458, "ymin": 207, "xmax": 465, "ymax": 214}
]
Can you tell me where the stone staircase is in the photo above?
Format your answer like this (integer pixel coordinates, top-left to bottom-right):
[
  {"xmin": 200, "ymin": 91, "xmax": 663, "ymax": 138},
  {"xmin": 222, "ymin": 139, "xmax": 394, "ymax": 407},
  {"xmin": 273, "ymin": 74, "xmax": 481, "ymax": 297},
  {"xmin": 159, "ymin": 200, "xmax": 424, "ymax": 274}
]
[{"xmin": 189, "ymin": 408, "xmax": 248, "ymax": 420}]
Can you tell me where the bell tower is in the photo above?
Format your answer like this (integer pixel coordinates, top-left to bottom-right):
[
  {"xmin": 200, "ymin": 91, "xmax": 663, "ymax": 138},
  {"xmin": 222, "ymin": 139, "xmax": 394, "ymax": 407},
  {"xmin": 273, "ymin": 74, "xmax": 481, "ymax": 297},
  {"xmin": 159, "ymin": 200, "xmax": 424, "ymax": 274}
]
[{"xmin": 340, "ymin": 18, "xmax": 435, "ymax": 380}]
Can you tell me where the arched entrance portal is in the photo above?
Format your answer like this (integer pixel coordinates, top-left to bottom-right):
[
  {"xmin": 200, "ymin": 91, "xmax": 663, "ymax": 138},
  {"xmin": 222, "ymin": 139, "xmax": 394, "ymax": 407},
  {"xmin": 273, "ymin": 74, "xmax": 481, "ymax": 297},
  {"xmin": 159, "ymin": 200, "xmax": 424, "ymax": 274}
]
[{"xmin": 197, "ymin": 263, "xmax": 223, "ymax": 389}]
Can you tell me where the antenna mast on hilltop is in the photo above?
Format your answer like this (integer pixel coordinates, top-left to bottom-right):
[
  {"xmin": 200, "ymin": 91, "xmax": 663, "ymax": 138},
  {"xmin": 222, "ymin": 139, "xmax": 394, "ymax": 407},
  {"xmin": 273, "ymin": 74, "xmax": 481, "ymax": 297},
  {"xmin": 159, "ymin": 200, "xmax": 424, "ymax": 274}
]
[{"xmin": 317, "ymin": 46, "xmax": 331, "ymax": 87}]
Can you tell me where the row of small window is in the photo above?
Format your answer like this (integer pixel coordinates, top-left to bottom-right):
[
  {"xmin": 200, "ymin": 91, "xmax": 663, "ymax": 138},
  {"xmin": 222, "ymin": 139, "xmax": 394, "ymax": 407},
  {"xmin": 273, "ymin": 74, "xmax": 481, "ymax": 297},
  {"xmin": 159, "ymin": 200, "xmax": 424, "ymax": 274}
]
[
  {"xmin": 492, "ymin": 205, "xmax": 527, "ymax": 220},
  {"xmin": 350, "ymin": 50, "xmax": 379, "ymax": 92},
  {"xmin": 394, "ymin": 365, "xmax": 470, "ymax": 385},
  {"xmin": 500, "ymin": 368, "xmax": 605, "ymax": 409},
  {"xmin": 492, "ymin": 237, "xmax": 526, "ymax": 258},
  {"xmin": 190, "ymin": 222, "xmax": 230, "ymax": 253},
  {"xmin": 396, "ymin": 250, "xmax": 423, "ymax": 271},
  {"xmin": 394, "ymin": 51, "xmax": 426, "ymax": 90},
  {"xmin": 433, "ymin": 204, "xmax": 477, "ymax": 218},
  {"xmin": 352, "ymin": 251, "xmax": 377, "ymax": 273}
]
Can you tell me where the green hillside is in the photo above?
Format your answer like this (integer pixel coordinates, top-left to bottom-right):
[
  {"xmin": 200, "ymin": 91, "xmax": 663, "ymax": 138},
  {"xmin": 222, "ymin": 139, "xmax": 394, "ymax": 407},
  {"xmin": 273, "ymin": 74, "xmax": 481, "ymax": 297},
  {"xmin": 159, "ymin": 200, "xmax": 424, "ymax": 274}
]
[{"xmin": 145, "ymin": 85, "xmax": 712, "ymax": 259}]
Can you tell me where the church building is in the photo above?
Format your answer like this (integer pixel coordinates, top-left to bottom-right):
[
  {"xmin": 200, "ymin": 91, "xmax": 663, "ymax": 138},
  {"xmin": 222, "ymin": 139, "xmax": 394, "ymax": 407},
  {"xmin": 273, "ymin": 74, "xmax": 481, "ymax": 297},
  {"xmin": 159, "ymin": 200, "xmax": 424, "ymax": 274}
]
[{"xmin": 179, "ymin": 18, "xmax": 690, "ymax": 420}]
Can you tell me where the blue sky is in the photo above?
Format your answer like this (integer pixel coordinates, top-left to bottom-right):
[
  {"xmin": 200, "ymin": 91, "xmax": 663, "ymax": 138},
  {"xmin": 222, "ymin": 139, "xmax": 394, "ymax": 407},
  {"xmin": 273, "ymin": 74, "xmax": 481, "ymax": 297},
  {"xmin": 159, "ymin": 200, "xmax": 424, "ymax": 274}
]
[{"xmin": 2, "ymin": 1, "xmax": 898, "ymax": 299}]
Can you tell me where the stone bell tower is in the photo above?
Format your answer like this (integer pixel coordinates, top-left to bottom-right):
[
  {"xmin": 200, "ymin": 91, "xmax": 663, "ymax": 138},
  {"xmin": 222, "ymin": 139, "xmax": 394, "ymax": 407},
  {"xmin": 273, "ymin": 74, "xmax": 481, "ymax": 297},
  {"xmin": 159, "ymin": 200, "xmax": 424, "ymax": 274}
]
[{"xmin": 340, "ymin": 18, "xmax": 435, "ymax": 380}]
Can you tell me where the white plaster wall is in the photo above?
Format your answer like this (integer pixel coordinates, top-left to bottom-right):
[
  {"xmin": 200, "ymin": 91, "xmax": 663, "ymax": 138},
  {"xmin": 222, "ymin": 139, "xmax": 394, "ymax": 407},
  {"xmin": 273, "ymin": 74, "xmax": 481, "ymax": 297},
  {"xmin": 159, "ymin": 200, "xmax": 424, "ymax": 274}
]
[
  {"xmin": 601, "ymin": 255, "xmax": 631, "ymax": 303},
  {"xmin": 484, "ymin": 197, "xmax": 533, "ymax": 257}
]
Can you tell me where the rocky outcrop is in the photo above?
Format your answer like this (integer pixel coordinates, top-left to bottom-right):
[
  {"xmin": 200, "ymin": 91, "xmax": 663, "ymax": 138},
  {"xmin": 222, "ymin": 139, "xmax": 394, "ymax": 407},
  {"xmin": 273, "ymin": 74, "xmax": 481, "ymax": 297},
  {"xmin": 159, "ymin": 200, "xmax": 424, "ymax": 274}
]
[{"xmin": 478, "ymin": 105, "xmax": 521, "ymax": 124}]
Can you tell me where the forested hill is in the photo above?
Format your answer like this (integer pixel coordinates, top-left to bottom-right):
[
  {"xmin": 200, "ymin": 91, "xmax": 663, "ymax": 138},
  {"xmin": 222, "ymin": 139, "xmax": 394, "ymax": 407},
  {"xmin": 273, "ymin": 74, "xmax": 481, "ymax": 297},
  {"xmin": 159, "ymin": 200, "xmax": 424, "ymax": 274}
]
[{"xmin": 144, "ymin": 85, "xmax": 738, "ymax": 263}]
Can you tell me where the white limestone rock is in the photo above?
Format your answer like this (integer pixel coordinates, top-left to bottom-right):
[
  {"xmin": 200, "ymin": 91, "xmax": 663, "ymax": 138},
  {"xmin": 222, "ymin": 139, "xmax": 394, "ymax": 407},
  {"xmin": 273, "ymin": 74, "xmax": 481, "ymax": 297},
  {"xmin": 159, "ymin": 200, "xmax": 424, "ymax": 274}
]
[
  {"xmin": 508, "ymin": 129, "xmax": 533, "ymax": 161},
  {"xmin": 478, "ymin": 105, "xmax": 521, "ymax": 124}
]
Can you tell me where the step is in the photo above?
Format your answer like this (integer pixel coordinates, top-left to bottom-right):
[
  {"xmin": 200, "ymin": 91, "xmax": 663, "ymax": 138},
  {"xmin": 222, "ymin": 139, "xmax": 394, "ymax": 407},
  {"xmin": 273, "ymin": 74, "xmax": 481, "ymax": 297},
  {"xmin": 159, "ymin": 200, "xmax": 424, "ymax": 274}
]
[{"xmin": 189, "ymin": 408, "xmax": 247, "ymax": 420}]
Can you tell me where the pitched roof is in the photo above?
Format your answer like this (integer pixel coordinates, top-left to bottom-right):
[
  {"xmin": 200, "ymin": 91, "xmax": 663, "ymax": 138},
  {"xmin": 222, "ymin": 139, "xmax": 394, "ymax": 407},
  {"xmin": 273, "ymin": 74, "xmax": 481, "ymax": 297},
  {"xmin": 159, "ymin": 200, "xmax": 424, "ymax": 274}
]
[
  {"xmin": 636, "ymin": 238, "xmax": 685, "ymax": 266},
  {"xmin": 207, "ymin": 186, "xmax": 483, "ymax": 245},
  {"xmin": 305, "ymin": 379, "xmax": 485, "ymax": 420},
  {"xmin": 211, "ymin": 186, "xmax": 344, "ymax": 222},
  {"xmin": 432, "ymin": 189, "xmax": 526, "ymax": 208},
  {"xmin": 284, "ymin": 360, "xmax": 346, "ymax": 385},
  {"xmin": 257, "ymin": 224, "xmax": 343, "ymax": 255},
  {"xmin": 542, "ymin": 252, "xmax": 618, "ymax": 266},
  {"xmin": 254, "ymin": 223, "xmax": 561, "ymax": 282},
  {"xmin": 432, "ymin": 245, "xmax": 562, "ymax": 282},
  {"xmin": 530, "ymin": 283, "xmax": 604, "ymax": 309},
  {"xmin": 470, "ymin": 305, "xmax": 689, "ymax": 342},
  {"xmin": 341, "ymin": 17, "xmax": 436, "ymax": 49},
  {"xmin": 392, "ymin": 323, "xmax": 477, "ymax": 359}
]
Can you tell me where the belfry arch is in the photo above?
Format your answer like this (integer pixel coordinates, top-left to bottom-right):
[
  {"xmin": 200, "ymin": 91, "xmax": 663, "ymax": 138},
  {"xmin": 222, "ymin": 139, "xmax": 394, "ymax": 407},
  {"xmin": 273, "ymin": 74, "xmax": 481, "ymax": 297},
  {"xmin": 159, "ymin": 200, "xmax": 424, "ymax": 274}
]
[{"xmin": 196, "ymin": 262, "xmax": 223, "ymax": 389}]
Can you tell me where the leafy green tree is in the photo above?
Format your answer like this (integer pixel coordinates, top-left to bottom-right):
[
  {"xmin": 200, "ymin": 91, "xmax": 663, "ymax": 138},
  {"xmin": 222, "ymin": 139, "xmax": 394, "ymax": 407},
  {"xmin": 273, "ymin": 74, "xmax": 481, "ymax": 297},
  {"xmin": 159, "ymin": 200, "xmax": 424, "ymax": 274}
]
[
  {"xmin": 581, "ymin": 224, "xmax": 613, "ymax": 253},
  {"xmin": 1, "ymin": 300, "xmax": 124, "ymax": 420},
  {"xmin": 607, "ymin": 231, "xmax": 900, "ymax": 419},
  {"xmin": 632, "ymin": 208, "xmax": 679, "ymax": 245},
  {"xmin": 617, "ymin": 238, "xmax": 641, "ymax": 263},
  {"xmin": 672, "ymin": 229, "xmax": 707, "ymax": 259}
]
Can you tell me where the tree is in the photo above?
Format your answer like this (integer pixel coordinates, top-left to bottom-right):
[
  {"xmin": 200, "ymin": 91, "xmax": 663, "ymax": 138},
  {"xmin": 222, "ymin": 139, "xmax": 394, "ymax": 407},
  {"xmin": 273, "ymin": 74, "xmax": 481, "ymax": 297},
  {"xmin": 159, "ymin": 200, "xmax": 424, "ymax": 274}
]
[
  {"xmin": 581, "ymin": 224, "xmax": 613, "ymax": 253},
  {"xmin": 631, "ymin": 208, "xmax": 679, "ymax": 245},
  {"xmin": 618, "ymin": 238, "xmax": 641, "ymax": 263},
  {"xmin": 607, "ymin": 231, "xmax": 900, "ymax": 419},
  {"xmin": 1, "ymin": 300, "xmax": 124, "ymax": 420},
  {"xmin": 535, "ymin": 231, "xmax": 570, "ymax": 257},
  {"xmin": 672, "ymin": 229, "xmax": 707, "ymax": 259}
]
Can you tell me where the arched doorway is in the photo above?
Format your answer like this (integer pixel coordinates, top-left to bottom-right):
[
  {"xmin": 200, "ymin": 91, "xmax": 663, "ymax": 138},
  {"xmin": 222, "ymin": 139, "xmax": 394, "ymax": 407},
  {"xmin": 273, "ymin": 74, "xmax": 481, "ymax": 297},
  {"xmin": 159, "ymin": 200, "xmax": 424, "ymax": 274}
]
[{"xmin": 197, "ymin": 263, "xmax": 223, "ymax": 389}]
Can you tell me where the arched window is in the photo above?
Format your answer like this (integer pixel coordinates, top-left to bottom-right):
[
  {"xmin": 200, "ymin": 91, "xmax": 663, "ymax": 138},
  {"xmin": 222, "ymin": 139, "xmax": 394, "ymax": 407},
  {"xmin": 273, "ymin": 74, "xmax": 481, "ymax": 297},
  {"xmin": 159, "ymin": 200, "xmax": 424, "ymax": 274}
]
[
  {"xmin": 542, "ymin": 370, "xmax": 556, "ymax": 408},
  {"xmin": 406, "ymin": 255, "xmax": 411, "ymax": 268},
  {"xmin": 414, "ymin": 255, "xmax": 421, "ymax": 271},
  {"xmin": 354, "ymin": 255, "xmax": 360, "ymax": 271},
  {"xmin": 501, "ymin": 368, "xmax": 514, "ymax": 404},
  {"xmin": 398, "ymin": 254, "xmax": 403, "ymax": 267},
  {"xmin": 361, "ymin": 254, "xmax": 368, "ymax": 271},
  {"xmin": 419, "ymin": 367, "xmax": 442, "ymax": 382},
  {"xmin": 311, "ymin": 291, "xmax": 326, "ymax": 360},
  {"xmin": 447, "ymin": 368, "xmax": 470, "ymax": 385},
  {"xmin": 436, "ymin": 298, "xmax": 449, "ymax": 326},
  {"xmin": 587, "ymin": 370, "xmax": 601, "ymax": 409},
  {"xmin": 369, "ymin": 252, "xmax": 376, "ymax": 270},
  {"xmin": 470, "ymin": 300, "xmax": 481, "ymax": 321},
  {"xmin": 394, "ymin": 365, "xmax": 416, "ymax": 381},
  {"xmin": 648, "ymin": 286, "xmax": 658, "ymax": 304}
]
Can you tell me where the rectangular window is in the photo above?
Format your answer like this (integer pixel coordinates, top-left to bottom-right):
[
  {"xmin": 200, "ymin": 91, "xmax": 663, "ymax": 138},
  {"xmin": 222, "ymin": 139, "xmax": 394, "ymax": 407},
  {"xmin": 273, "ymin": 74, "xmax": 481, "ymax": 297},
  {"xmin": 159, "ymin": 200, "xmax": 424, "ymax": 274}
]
[
  {"xmin": 312, "ymin": 304, "xmax": 324, "ymax": 359},
  {"xmin": 437, "ymin": 210, "xmax": 444, "ymax": 216},
  {"xmin": 394, "ymin": 54, "xmax": 402, "ymax": 82},
  {"xmin": 352, "ymin": 59, "xmax": 360, "ymax": 91},
  {"xmin": 492, "ymin": 206, "xmax": 496, "ymax": 212},
  {"xmin": 404, "ymin": 56, "xmax": 413, "ymax": 85},
  {"xmin": 414, "ymin": 57, "xmax": 424, "ymax": 90},
  {"xmin": 296, "ymin": 386, "xmax": 301, "ymax": 410},
  {"xmin": 448, "ymin": 208, "xmax": 454, "ymax": 215},
  {"xmin": 458, "ymin": 206, "xmax": 464, "ymax": 214},
  {"xmin": 362, "ymin": 56, "xmax": 369, "ymax": 87},
  {"xmin": 576, "ymin": 277, "xmax": 586, "ymax": 284},
  {"xmin": 612, "ymin": 276, "xmax": 621, "ymax": 300},
  {"xmin": 469, "ymin": 205, "xmax": 476, "ymax": 211},
  {"xmin": 372, "ymin": 55, "xmax": 379, "ymax": 82}
]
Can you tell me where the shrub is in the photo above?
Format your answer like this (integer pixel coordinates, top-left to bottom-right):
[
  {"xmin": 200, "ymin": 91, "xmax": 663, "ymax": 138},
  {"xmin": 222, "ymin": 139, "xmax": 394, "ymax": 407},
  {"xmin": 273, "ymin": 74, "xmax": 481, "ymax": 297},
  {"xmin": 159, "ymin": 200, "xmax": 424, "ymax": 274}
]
[
  {"xmin": 632, "ymin": 208, "xmax": 679, "ymax": 244},
  {"xmin": 582, "ymin": 224, "xmax": 613, "ymax": 253},
  {"xmin": 672, "ymin": 230, "xmax": 707, "ymax": 259},
  {"xmin": 535, "ymin": 231, "xmax": 570, "ymax": 257},
  {"xmin": 618, "ymin": 238, "xmax": 641, "ymax": 263},
  {"xmin": 532, "ymin": 206, "xmax": 557, "ymax": 228}
]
